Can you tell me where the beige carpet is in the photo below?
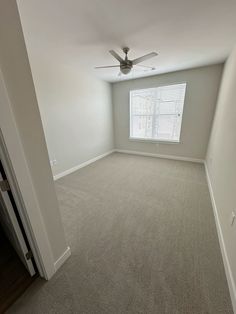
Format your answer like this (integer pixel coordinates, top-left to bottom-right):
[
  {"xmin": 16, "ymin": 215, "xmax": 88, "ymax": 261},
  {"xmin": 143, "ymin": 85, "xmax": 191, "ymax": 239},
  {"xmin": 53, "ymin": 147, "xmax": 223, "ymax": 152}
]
[{"xmin": 8, "ymin": 153, "xmax": 233, "ymax": 313}]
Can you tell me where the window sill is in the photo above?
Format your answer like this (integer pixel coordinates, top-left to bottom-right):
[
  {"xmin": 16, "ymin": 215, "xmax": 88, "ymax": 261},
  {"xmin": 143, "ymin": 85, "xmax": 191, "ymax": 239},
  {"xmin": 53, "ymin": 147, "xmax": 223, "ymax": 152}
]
[{"xmin": 129, "ymin": 137, "xmax": 180, "ymax": 144}]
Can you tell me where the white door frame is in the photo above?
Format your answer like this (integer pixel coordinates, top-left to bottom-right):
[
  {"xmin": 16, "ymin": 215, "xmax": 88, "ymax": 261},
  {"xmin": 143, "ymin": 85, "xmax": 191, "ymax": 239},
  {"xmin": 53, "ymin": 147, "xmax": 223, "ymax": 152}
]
[
  {"xmin": 0, "ymin": 68, "xmax": 55, "ymax": 279},
  {"xmin": 0, "ymin": 159, "xmax": 36, "ymax": 276}
]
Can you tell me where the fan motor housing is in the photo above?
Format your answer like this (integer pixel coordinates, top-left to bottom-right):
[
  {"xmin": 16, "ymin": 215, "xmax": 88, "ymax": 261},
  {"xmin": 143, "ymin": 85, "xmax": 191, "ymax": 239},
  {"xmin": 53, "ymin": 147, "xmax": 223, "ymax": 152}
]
[{"xmin": 120, "ymin": 60, "xmax": 133, "ymax": 74}]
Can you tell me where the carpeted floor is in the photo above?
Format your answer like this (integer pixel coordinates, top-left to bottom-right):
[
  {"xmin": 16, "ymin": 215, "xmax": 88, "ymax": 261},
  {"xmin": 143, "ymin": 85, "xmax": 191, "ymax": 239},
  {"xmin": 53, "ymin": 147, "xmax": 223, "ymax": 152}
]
[{"xmin": 7, "ymin": 153, "xmax": 233, "ymax": 313}]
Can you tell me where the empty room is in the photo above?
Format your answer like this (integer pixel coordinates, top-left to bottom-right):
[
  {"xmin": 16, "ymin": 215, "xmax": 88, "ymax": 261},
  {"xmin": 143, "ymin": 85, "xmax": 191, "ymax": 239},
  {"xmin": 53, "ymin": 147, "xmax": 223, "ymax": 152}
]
[{"xmin": 0, "ymin": 0, "xmax": 236, "ymax": 313}]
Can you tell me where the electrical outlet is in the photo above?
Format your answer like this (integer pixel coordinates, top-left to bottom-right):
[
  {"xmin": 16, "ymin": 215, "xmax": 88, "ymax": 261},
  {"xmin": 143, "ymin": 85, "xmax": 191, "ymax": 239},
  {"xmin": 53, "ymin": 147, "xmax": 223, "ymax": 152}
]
[
  {"xmin": 231, "ymin": 211, "xmax": 236, "ymax": 226},
  {"xmin": 50, "ymin": 159, "xmax": 57, "ymax": 167}
]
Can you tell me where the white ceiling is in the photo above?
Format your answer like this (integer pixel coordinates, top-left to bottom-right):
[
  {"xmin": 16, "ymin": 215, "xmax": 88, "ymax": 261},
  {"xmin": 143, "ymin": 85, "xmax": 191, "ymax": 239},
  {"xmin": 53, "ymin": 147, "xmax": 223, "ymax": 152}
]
[{"xmin": 17, "ymin": 0, "xmax": 236, "ymax": 82}]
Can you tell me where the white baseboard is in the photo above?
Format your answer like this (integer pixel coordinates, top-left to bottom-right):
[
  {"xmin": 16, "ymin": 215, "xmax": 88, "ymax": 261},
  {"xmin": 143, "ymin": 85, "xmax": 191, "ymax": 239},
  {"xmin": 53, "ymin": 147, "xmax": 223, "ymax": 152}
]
[
  {"xmin": 54, "ymin": 246, "xmax": 71, "ymax": 272},
  {"xmin": 54, "ymin": 149, "xmax": 202, "ymax": 181},
  {"xmin": 115, "ymin": 149, "xmax": 204, "ymax": 163},
  {"xmin": 204, "ymin": 162, "xmax": 236, "ymax": 313},
  {"xmin": 53, "ymin": 150, "xmax": 115, "ymax": 180}
]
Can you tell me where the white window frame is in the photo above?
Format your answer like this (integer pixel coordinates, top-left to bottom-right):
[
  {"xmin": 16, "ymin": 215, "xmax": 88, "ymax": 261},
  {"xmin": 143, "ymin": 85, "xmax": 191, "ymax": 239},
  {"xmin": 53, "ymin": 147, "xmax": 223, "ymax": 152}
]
[{"xmin": 129, "ymin": 83, "xmax": 187, "ymax": 144}]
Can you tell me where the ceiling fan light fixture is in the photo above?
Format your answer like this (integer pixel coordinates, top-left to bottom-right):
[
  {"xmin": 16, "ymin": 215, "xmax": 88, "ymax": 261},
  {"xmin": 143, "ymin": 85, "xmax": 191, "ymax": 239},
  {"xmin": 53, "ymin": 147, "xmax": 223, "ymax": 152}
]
[{"xmin": 120, "ymin": 66, "xmax": 132, "ymax": 75}]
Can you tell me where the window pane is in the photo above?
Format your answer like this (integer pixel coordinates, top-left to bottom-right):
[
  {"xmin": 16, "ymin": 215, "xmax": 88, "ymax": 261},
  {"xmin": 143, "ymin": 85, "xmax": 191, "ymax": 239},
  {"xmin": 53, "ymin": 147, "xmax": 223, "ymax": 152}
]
[
  {"xmin": 155, "ymin": 115, "xmax": 177, "ymax": 140},
  {"xmin": 159, "ymin": 101, "xmax": 176, "ymax": 114},
  {"xmin": 159, "ymin": 84, "xmax": 186, "ymax": 102},
  {"xmin": 130, "ymin": 89, "xmax": 155, "ymax": 115},
  {"xmin": 130, "ymin": 83, "xmax": 186, "ymax": 142},
  {"xmin": 131, "ymin": 116, "xmax": 153, "ymax": 138}
]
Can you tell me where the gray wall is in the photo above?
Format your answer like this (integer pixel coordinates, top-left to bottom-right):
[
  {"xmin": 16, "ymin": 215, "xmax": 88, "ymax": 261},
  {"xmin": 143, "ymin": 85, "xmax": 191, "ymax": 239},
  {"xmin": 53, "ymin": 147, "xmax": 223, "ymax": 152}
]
[
  {"xmin": 112, "ymin": 65, "xmax": 223, "ymax": 160},
  {"xmin": 206, "ymin": 47, "xmax": 236, "ymax": 310},
  {"xmin": 29, "ymin": 60, "xmax": 114, "ymax": 177},
  {"xmin": 0, "ymin": 0, "xmax": 67, "ymax": 263}
]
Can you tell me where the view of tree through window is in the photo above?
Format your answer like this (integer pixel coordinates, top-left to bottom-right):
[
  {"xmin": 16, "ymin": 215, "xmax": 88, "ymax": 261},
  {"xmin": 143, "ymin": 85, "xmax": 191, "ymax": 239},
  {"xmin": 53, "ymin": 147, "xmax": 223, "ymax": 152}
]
[{"xmin": 129, "ymin": 83, "xmax": 186, "ymax": 142}]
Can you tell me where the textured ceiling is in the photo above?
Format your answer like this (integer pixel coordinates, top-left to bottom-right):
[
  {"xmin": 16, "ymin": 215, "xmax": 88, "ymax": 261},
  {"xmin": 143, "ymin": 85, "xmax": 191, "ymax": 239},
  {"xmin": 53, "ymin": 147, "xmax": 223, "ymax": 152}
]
[{"xmin": 17, "ymin": 0, "xmax": 236, "ymax": 82}]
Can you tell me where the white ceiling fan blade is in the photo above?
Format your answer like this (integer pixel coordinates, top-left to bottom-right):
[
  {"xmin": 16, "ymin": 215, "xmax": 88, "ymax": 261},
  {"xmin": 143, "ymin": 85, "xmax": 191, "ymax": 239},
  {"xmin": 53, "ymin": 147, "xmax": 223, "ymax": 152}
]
[
  {"xmin": 132, "ymin": 52, "xmax": 158, "ymax": 65},
  {"xmin": 135, "ymin": 64, "xmax": 156, "ymax": 70},
  {"xmin": 95, "ymin": 65, "xmax": 120, "ymax": 69},
  {"xmin": 109, "ymin": 50, "xmax": 124, "ymax": 63}
]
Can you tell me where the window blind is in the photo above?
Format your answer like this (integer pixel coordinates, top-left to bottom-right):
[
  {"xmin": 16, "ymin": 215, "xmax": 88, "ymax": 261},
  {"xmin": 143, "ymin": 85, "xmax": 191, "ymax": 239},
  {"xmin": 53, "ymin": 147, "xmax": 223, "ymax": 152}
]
[{"xmin": 129, "ymin": 83, "xmax": 186, "ymax": 142}]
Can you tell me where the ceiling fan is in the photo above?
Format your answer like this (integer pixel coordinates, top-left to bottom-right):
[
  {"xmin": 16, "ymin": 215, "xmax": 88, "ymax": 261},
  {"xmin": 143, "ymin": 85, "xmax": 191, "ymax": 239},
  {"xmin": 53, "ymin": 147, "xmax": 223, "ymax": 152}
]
[{"xmin": 95, "ymin": 47, "xmax": 158, "ymax": 75}]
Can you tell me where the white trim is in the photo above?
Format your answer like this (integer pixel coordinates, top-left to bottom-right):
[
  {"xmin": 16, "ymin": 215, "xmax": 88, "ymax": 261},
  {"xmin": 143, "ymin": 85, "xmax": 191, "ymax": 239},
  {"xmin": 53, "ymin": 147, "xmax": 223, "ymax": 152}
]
[
  {"xmin": 129, "ymin": 137, "xmax": 180, "ymax": 144},
  {"xmin": 54, "ymin": 246, "xmax": 71, "ymax": 272},
  {"xmin": 54, "ymin": 150, "xmax": 115, "ymax": 180},
  {"xmin": 53, "ymin": 149, "xmax": 203, "ymax": 181},
  {"xmin": 115, "ymin": 149, "xmax": 204, "ymax": 163},
  {"xmin": 0, "ymin": 69, "xmax": 55, "ymax": 280},
  {"xmin": 0, "ymin": 135, "xmax": 36, "ymax": 276},
  {"xmin": 204, "ymin": 162, "xmax": 236, "ymax": 313}
]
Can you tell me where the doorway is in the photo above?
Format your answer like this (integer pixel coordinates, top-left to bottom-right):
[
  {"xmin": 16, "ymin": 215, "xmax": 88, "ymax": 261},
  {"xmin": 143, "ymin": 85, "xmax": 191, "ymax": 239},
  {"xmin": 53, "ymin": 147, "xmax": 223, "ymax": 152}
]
[
  {"xmin": 0, "ymin": 159, "xmax": 37, "ymax": 312},
  {"xmin": 0, "ymin": 225, "xmax": 36, "ymax": 313}
]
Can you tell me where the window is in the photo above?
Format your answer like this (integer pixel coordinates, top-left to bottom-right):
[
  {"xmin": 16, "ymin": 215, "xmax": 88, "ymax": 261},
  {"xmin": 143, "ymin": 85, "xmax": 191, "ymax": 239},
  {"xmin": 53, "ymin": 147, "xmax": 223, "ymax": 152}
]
[{"xmin": 129, "ymin": 83, "xmax": 186, "ymax": 142}]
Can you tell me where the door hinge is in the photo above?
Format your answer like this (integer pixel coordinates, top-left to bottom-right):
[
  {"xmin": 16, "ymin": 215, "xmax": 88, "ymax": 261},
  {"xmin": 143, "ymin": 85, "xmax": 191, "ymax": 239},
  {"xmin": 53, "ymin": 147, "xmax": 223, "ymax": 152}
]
[
  {"xmin": 25, "ymin": 250, "xmax": 33, "ymax": 260},
  {"xmin": 0, "ymin": 179, "xmax": 10, "ymax": 192}
]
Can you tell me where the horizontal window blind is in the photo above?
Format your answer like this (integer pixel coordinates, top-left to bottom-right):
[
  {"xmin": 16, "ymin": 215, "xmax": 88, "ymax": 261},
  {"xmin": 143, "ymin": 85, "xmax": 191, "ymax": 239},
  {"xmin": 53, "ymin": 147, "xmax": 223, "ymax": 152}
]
[{"xmin": 130, "ymin": 83, "xmax": 186, "ymax": 142}]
